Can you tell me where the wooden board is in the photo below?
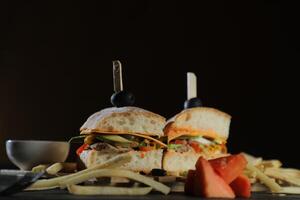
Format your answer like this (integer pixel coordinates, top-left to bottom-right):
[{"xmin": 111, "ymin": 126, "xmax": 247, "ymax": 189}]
[
  {"xmin": 1, "ymin": 189, "xmax": 300, "ymax": 200},
  {"xmin": 1, "ymin": 170, "xmax": 300, "ymax": 199}
]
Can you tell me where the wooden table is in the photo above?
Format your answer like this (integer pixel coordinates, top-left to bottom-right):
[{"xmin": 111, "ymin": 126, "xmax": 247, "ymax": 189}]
[
  {"xmin": 1, "ymin": 189, "xmax": 300, "ymax": 200},
  {"xmin": 1, "ymin": 170, "xmax": 300, "ymax": 200}
]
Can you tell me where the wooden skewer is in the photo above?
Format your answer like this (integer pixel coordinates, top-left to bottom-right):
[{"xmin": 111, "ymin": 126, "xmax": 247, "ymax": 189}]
[
  {"xmin": 112, "ymin": 60, "xmax": 123, "ymax": 93},
  {"xmin": 187, "ymin": 72, "xmax": 197, "ymax": 100}
]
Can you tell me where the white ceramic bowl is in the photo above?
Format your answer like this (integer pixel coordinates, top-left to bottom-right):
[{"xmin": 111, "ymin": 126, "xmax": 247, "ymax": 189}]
[{"xmin": 6, "ymin": 140, "xmax": 70, "ymax": 171}]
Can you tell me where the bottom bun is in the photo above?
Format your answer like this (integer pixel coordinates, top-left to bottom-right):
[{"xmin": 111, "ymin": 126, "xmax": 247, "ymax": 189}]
[
  {"xmin": 163, "ymin": 150, "xmax": 227, "ymax": 174},
  {"xmin": 80, "ymin": 149, "xmax": 163, "ymax": 174}
]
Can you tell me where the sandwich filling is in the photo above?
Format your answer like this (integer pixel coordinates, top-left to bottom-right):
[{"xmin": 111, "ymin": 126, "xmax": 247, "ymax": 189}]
[
  {"xmin": 163, "ymin": 136, "xmax": 228, "ymax": 174},
  {"xmin": 167, "ymin": 135, "xmax": 227, "ymax": 157},
  {"xmin": 70, "ymin": 133, "xmax": 165, "ymax": 156},
  {"xmin": 71, "ymin": 133, "xmax": 164, "ymax": 173}
]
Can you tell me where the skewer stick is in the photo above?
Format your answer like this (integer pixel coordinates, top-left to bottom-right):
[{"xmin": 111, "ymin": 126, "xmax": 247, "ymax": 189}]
[
  {"xmin": 112, "ymin": 60, "xmax": 123, "ymax": 93},
  {"xmin": 187, "ymin": 72, "xmax": 197, "ymax": 100}
]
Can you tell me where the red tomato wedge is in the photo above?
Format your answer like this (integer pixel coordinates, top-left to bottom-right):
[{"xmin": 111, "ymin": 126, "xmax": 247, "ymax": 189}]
[
  {"xmin": 230, "ymin": 175, "xmax": 251, "ymax": 198},
  {"xmin": 189, "ymin": 141, "xmax": 202, "ymax": 153},
  {"xmin": 174, "ymin": 140, "xmax": 186, "ymax": 145},
  {"xmin": 194, "ymin": 157, "xmax": 235, "ymax": 198},
  {"xmin": 184, "ymin": 170, "xmax": 195, "ymax": 195},
  {"xmin": 139, "ymin": 146, "xmax": 154, "ymax": 151},
  {"xmin": 209, "ymin": 153, "xmax": 247, "ymax": 184},
  {"xmin": 76, "ymin": 144, "xmax": 89, "ymax": 156}
]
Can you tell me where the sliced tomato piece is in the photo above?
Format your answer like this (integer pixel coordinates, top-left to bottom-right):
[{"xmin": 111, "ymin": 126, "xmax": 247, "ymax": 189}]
[
  {"xmin": 76, "ymin": 143, "xmax": 89, "ymax": 156},
  {"xmin": 174, "ymin": 139, "xmax": 186, "ymax": 145},
  {"xmin": 139, "ymin": 146, "xmax": 154, "ymax": 151},
  {"xmin": 209, "ymin": 153, "xmax": 247, "ymax": 184},
  {"xmin": 230, "ymin": 175, "xmax": 251, "ymax": 198},
  {"xmin": 189, "ymin": 141, "xmax": 202, "ymax": 153},
  {"xmin": 194, "ymin": 157, "xmax": 235, "ymax": 198},
  {"xmin": 184, "ymin": 170, "xmax": 195, "ymax": 195}
]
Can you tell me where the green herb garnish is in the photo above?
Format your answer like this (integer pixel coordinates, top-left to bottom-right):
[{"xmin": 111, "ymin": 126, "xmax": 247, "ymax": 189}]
[{"xmin": 167, "ymin": 144, "xmax": 182, "ymax": 150}]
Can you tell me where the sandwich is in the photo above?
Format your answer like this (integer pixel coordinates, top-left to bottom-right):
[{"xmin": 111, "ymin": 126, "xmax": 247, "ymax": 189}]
[
  {"xmin": 163, "ymin": 107, "xmax": 230, "ymax": 174},
  {"xmin": 75, "ymin": 106, "xmax": 167, "ymax": 174}
]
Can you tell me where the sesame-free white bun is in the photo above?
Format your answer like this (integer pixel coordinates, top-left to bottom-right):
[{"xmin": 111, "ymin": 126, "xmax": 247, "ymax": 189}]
[
  {"xmin": 163, "ymin": 151, "xmax": 228, "ymax": 174},
  {"xmin": 80, "ymin": 107, "xmax": 166, "ymax": 137},
  {"xmin": 164, "ymin": 107, "xmax": 231, "ymax": 141}
]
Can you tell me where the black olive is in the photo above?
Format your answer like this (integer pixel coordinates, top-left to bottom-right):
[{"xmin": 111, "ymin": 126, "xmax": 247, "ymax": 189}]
[
  {"xmin": 150, "ymin": 168, "xmax": 167, "ymax": 176},
  {"xmin": 184, "ymin": 97, "xmax": 202, "ymax": 109},
  {"xmin": 111, "ymin": 91, "xmax": 135, "ymax": 107}
]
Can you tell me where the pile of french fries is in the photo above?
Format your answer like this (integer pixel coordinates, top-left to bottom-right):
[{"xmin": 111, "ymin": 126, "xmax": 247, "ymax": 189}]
[
  {"xmin": 28, "ymin": 152, "xmax": 300, "ymax": 196},
  {"xmin": 243, "ymin": 152, "xmax": 300, "ymax": 194},
  {"xmin": 28, "ymin": 154, "xmax": 171, "ymax": 195}
]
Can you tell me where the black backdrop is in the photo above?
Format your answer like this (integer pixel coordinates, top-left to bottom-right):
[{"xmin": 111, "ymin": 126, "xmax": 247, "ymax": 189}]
[{"xmin": 0, "ymin": 1, "xmax": 299, "ymax": 168}]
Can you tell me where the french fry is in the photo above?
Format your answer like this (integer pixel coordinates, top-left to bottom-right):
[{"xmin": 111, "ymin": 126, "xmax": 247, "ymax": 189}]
[
  {"xmin": 59, "ymin": 169, "xmax": 171, "ymax": 195},
  {"xmin": 31, "ymin": 164, "xmax": 50, "ymax": 173},
  {"xmin": 264, "ymin": 168, "xmax": 300, "ymax": 186},
  {"xmin": 27, "ymin": 153, "xmax": 131, "ymax": 190},
  {"xmin": 280, "ymin": 187, "xmax": 300, "ymax": 194},
  {"xmin": 25, "ymin": 186, "xmax": 58, "ymax": 191},
  {"xmin": 46, "ymin": 163, "xmax": 64, "ymax": 175},
  {"xmin": 31, "ymin": 162, "xmax": 77, "ymax": 175},
  {"xmin": 251, "ymin": 183, "xmax": 268, "ymax": 192},
  {"xmin": 242, "ymin": 152, "xmax": 300, "ymax": 194},
  {"xmin": 261, "ymin": 160, "xmax": 282, "ymax": 169},
  {"xmin": 275, "ymin": 168, "xmax": 300, "ymax": 178},
  {"xmin": 67, "ymin": 185, "xmax": 152, "ymax": 195},
  {"xmin": 244, "ymin": 169, "xmax": 257, "ymax": 179},
  {"xmin": 242, "ymin": 152, "xmax": 263, "ymax": 166},
  {"xmin": 246, "ymin": 164, "xmax": 282, "ymax": 192}
]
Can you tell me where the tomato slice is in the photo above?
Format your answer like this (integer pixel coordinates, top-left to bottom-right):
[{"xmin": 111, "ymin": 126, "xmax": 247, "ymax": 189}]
[
  {"xmin": 76, "ymin": 144, "xmax": 89, "ymax": 156},
  {"xmin": 174, "ymin": 139, "xmax": 186, "ymax": 145},
  {"xmin": 189, "ymin": 141, "xmax": 202, "ymax": 153},
  {"xmin": 139, "ymin": 146, "xmax": 154, "ymax": 151},
  {"xmin": 230, "ymin": 175, "xmax": 251, "ymax": 198},
  {"xmin": 194, "ymin": 157, "xmax": 235, "ymax": 198},
  {"xmin": 184, "ymin": 170, "xmax": 196, "ymax": 195},
  {"xmin": 209, "ymin": 153, "xmax": 247, "ymax": 184}
]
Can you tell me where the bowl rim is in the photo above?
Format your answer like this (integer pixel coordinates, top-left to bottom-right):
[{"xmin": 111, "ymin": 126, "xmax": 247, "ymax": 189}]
[{"xmin": 6, "ymin": 139, "xmax": 69, "ymax": 144}]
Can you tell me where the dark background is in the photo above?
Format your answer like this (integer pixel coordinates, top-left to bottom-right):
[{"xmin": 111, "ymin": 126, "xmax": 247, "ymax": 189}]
[{"xmin": 0, "ymin": 1, "xmax": 299, "ymax": 168}]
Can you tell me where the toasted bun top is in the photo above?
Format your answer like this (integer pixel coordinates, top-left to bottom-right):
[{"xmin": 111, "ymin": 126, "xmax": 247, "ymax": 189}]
[
  {"xmin": 80, "ymin": 106, "xmax": 166, "ymax": 137},
  {"xmin": 164, "ymin": 107, "xmax": 231, "ymax": 142}
]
